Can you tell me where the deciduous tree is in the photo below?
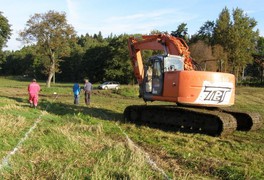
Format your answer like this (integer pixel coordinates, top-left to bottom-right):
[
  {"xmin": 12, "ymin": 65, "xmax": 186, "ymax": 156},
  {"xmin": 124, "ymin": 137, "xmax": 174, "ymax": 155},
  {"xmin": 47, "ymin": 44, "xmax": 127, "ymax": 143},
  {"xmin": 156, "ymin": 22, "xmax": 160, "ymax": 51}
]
[
  {"xmin": 214, "ymin": 7, "xmax": 258, "ymax": 80},
  {"xmin": 19, "ymin": 10, "xmax": 76, "ymax": 87},
  {"xmin": 252, "ymin": 37, "xmax": 264, "ymax": 83},
  {"xmin": 214, "ymin": 7, "xmax": 231, "ymax": 49},
  {"xmin": 189, "ymin": 40, "xmax": 215, "ymax": 71},
  {"xmin": 0, "ymin": 12, "xmax": 12, "ymax": 51}
]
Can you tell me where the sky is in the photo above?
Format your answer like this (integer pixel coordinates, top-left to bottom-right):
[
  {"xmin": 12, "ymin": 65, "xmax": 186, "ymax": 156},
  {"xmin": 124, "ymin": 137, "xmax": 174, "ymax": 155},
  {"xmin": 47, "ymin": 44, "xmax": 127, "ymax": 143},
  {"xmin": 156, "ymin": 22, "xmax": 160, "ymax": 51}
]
[{"xmin": 1, "ymin": 0, "xmax": 264, "ymax": 51}]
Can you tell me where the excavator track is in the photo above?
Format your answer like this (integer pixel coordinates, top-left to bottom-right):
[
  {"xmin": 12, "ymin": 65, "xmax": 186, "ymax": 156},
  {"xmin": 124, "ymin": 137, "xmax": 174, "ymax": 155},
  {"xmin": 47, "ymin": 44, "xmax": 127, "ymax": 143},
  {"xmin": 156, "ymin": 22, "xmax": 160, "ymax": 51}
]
[
  {"xmin": 123, "ymin": 105, "xmax": 262, "ymax": 136},
  {"xmin": 219, "ymin": 109, "xmax": 263, "ymax": 131}
]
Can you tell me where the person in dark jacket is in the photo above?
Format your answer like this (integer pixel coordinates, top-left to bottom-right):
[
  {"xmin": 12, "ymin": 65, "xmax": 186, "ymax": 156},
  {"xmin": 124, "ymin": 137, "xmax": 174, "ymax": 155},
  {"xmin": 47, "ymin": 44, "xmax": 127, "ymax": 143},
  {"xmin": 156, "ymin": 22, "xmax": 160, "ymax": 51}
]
[{"xmin": 83, "ymin": 79, "xmax": 92, "ymax": 105}]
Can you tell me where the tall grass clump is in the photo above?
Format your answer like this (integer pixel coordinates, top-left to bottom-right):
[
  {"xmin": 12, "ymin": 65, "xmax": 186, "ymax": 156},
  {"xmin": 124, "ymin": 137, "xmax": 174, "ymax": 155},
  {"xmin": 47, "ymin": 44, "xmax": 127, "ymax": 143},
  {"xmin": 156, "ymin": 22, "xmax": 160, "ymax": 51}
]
[{"xmin": 115, "ymin": 85, "xmax": 139, "ymax": 98}]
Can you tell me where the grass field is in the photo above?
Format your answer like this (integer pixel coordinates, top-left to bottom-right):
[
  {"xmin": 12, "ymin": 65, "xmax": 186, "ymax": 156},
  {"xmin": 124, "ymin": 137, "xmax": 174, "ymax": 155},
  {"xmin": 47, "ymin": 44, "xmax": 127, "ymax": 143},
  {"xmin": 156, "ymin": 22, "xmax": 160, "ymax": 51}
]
[{"xmin": 0, "ymin": 76, "xmax": 263, "ymax": 179}]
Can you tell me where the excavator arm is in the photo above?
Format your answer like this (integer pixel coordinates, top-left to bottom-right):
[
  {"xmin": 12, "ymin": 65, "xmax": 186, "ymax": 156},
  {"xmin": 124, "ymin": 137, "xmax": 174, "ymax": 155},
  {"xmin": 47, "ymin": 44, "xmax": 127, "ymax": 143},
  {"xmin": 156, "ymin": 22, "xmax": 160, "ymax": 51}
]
[{"xmin": 128, "ymin": 34, "xmax": 193, "ymax": 84}]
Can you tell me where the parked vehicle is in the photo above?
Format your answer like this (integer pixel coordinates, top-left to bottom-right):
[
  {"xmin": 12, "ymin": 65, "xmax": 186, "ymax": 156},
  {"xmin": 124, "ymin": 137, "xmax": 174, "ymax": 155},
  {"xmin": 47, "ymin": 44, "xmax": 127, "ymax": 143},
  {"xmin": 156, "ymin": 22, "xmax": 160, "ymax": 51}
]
[{"xmin": 98, "ymin": 81, "xmax": 120, "ymax": 90}]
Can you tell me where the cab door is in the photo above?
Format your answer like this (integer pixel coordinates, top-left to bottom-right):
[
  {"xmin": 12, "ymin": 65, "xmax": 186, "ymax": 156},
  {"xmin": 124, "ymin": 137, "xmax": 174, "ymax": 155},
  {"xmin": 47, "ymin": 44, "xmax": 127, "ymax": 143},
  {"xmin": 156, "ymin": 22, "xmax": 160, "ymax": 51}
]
[{"xmin": 152, "ymin": 59, "xmax": 163, "ymax": 95}]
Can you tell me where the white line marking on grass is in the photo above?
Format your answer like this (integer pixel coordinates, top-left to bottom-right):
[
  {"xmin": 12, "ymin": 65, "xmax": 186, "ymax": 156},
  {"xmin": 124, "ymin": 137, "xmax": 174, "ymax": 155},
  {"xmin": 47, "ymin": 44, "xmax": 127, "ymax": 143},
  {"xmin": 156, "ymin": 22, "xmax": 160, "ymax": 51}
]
[
  {"xmin": 0, "ymin": 94, "xmax": 59, "ymax": 171},
  {"xmin": 116, "ymin": 123, "xmax": 171, "ymax": 180},
  {"xmin": 92, "ymin": 107, "xmax": 170, "ymax": 179}
]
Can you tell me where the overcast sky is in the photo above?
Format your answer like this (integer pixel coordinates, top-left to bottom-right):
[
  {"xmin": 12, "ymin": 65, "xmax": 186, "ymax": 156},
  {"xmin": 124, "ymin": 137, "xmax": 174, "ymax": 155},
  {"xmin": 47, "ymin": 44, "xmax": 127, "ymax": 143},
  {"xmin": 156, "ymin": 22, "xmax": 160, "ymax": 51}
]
[{"xmin": 1, "ymin": 0, "xmax": 264, "ymax": 51}]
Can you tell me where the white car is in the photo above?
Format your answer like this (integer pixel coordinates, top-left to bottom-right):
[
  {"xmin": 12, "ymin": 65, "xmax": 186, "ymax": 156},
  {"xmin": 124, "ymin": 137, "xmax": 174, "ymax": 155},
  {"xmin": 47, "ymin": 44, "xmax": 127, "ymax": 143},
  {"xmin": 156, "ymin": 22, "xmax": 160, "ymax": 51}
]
[{"xmin": 98, "ymin": 81, "xmax": 120, "ymax": 90}]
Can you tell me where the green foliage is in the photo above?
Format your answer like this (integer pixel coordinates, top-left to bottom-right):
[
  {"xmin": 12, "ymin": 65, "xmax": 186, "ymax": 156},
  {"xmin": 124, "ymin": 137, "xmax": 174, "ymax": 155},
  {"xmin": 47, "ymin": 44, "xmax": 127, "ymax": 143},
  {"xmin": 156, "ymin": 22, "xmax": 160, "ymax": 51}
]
[
  {"xmin": 78, "ymin": 34, "xmax": 133, "ymax": 84},
  {"xmin": 1, "ymin": 46, "xmax": 45, "ymax": 78},
  {"xmin": 214, "ymin": 7, "xmax": 231, "ymax": 48},
  {"xmin": 191, "ymin": 21, "xmax": 215, "ymax": 45},
  {"xmin": 149, "ymin": 29, "xmax": 163, "ymax": 34},
  {"xmin": 58, "ymin": 51, "xmax": 84, "ymax": 82},
  {"xmin": 105, "ymin": 34, "xmax": 133, "ymax": 83},
  {"xmin": 0, "ymin": 12, "xmax": 12, "ymax": 51},
  {"xmin": 18, "ymin": 10, "xmax": 77, "ymax": 87},
  {"xmin": 77, "ymin": 33, "xmax": 105, "ymax": 50},
  {"xmin": 256, "ymin": 37, "xmax": 264, "ymax": 55},
  {"xmin": 214, "ymin": 7, "xmax": 259, "ymax": 77},
  {"xmin": 81, "ymin": 44, "xmax": 110, "ymax": 82},
  {"xmin": 228, "ymin": 8, "xmax": 258, "ymax": 66},
  {"xmin": 188, "ymin": 7, "xmax": 261, "ymax": 82},
  {"xmin": 115, "ymin": 85, "xmax": 139, "ymax": 97},
  {"xmin": 171, "ymin": 23, "xmax": 189, "ymax": 42}
]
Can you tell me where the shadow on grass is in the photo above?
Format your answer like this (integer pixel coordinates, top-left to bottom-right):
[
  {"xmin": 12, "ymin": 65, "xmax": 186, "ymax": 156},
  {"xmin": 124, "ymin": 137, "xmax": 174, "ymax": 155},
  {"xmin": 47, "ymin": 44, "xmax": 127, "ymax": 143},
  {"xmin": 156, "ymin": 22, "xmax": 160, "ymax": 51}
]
[
  {"xmin": 0, "ymin": 94, "xmax": 122, "ymax": 122},
  {"xmin": 1, "ymin": 95, "xmax": 25, "ymax": 103},
  {"xmin": 38, "ymin": 97, "xmax": 124, "ymax": 122},
  {"xmin": 1, "ymin": 94, "xmax": 218, "ymax": 136}
]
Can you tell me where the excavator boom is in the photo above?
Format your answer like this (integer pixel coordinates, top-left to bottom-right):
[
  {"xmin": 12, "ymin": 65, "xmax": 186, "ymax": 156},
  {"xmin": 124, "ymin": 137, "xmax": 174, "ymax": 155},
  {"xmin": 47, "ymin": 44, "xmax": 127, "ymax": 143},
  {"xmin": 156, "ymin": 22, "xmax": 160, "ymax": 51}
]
[{"xmin": 128, "ymin": 34, "xmax": 193, "ymax": 84}]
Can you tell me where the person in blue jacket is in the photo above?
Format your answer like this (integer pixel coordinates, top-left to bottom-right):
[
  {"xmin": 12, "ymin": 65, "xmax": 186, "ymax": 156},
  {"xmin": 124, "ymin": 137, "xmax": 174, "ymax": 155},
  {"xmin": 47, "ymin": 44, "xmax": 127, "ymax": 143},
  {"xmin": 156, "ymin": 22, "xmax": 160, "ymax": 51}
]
[{"xmin": 73, "ymin": 82, "xmax": 81, "ymax": 105}]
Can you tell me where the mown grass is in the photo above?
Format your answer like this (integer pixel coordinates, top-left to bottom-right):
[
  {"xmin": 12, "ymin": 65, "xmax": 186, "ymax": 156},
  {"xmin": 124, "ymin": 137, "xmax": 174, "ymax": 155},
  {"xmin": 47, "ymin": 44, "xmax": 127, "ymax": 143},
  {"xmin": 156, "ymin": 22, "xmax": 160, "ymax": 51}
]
[{"xmin": 0, "ymin": 76, "xmax": 263, "ymax": 179}]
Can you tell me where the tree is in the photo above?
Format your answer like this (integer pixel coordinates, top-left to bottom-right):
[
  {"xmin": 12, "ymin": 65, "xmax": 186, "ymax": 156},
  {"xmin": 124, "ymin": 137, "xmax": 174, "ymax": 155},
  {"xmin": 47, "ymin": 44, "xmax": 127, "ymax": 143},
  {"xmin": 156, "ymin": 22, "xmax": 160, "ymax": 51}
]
[
  {"xmin": 0, "ymin": 12, "xmax": 12, "ymax": 51},
  {"xmin": 214, "ymin": 7, "xmax": 259, "ymax": 80},
  {"xmin": 3, "ymin": 47, "xmax": 36, "ymax": 76},
  {"xmin": 256, "ymin": 36, "xmax": 264, "ymax": 55},
  {"xmin": 212, "ymin": 44, "xmax": 228, "ymax": 72},
  {"xmin": 192, "ymin": 21, "xmax": 215, "ymax": 45},
  {"xmin": 214, "ymin": 7, "xmax": 231, "ymax": 48},
  {"xmin": 19, "ymin": 10, "xmax": 76, "ymax": 87},
  {"xmin": 80, "ymin": 34, "xmax": 133, "ymax": 84},
  {"xmin": 229, "ymin": 8, "xmax": 258, "ymax": 79},
  {"xmin": 189, "ymin": 40, "xmax": 216, "ymax": 71},
  {"xmin": 81, "ymin": 45, "xmax": 110, "ymax": 83},
  {"xmin": 97, "ymin": 31, "xmax": 103, "ymax": 42},
  {"xmin": 106, "ymin": 34, "xmax": 133, "ymax": 84},
  {"xmin": 150, "ymin": 29, "xmax": 163, "ymax": 34},
  {"xmin": 77, "ymin": 33, "xmax": 105, "ymax": 50},
  {"xmin": 171, "ymin": 23, "xmax": 188, "ymax": 42},
  {"xmin": 58, "ymin": 43, "xmax": 84, "ymax": 82},
  {"xmin": 251, "ymin": 37, "xmax": 264, "ymax": 83}
]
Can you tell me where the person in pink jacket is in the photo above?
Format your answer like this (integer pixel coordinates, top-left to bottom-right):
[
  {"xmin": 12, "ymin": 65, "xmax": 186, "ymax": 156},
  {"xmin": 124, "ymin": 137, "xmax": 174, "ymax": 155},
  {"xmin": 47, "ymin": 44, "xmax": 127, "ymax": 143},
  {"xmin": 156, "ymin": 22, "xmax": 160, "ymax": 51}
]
[{"xmin": 28, "ymin": 79, "xmax": 41, "ymax": 108}]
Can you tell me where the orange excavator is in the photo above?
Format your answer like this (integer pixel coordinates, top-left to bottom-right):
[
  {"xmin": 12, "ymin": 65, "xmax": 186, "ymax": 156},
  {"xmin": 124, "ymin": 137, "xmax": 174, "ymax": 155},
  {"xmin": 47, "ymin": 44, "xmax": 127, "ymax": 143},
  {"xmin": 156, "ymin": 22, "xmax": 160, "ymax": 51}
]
[{"xmin": 124, "ymin": 34, "xmax": 262, "ymax": 136}]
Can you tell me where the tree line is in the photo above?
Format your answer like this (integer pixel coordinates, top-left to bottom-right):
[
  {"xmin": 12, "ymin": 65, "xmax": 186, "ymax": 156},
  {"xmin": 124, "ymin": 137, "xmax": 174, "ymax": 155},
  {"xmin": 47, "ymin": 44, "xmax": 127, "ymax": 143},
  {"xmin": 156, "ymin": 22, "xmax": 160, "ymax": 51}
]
[{"xmin": 0, "ymin": 8, "xmax": 263, "ymax": 87}]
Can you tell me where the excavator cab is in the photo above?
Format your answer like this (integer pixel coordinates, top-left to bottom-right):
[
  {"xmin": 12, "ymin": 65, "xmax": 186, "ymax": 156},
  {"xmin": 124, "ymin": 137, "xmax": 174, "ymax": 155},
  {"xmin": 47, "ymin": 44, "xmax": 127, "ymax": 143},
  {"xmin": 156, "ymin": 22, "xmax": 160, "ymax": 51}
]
[
  {"xmin": 142, "ymin": 54, "xmax": 184, "ymax": 101},
  {"xmin": 141, "ymin": 53, "xmax": 236, "ymax": 107}
]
